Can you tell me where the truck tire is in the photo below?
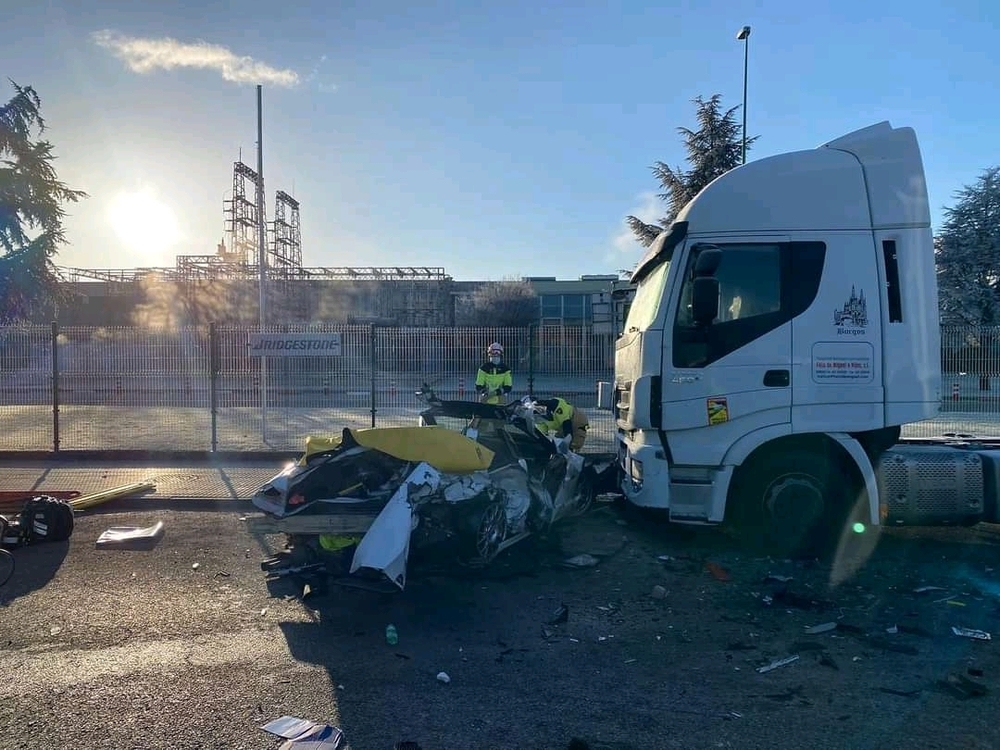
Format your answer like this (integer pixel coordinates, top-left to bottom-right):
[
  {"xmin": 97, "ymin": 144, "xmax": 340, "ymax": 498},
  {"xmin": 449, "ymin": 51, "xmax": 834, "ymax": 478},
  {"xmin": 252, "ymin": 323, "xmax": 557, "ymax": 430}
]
[{"xmin": 729, "ymin": 449, "xmax": 853, "ymax": 559}]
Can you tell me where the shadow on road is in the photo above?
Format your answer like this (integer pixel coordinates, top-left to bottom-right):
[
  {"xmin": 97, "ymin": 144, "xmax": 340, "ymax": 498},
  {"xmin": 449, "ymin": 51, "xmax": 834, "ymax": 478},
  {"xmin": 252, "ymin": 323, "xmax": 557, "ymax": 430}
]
[
  {"xmin": 0, "ymin": 539, "xmax": 70, "ymax": 603},
  {"xmin": 271, "ymin": 532, "xmax": 591, "ymax": 747},
  {"xmin": 263, "ymin": 499, "xmax": 1000, "ymax": 748}
]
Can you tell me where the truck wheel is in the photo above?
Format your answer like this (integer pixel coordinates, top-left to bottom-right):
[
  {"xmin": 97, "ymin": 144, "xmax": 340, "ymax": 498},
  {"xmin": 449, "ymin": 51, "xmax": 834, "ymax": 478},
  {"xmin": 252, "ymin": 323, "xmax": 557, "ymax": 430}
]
[{"xmin": 729, "ymin": 449, "xmax": 850, "ymax": 559}]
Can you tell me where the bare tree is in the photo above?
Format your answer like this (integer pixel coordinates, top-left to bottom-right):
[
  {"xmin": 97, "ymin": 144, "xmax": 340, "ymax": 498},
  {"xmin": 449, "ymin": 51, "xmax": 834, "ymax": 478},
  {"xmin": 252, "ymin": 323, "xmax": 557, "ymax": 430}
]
[{"xmin": 458, "ymin": 278, "xmax": 539, "ymax": 327}]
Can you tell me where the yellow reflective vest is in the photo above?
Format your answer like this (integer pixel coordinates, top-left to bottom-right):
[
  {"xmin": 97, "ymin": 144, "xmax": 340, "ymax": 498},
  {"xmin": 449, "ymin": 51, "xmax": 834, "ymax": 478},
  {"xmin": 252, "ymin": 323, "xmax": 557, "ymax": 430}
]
[
  {"xmin": 475, "ymin": 362, "xmax": 513, "ymax": 404},
  {"xmin": 536, "ymin": 397, "xmax": 574, "ymax": 434}
]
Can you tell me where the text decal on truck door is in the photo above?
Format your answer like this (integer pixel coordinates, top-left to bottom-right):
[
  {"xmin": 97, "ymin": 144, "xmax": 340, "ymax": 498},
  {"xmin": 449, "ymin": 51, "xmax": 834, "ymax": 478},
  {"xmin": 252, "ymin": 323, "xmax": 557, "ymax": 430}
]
[{"xmin": 834, "ymin": 286, "xmax": 868, "ymax": 336}]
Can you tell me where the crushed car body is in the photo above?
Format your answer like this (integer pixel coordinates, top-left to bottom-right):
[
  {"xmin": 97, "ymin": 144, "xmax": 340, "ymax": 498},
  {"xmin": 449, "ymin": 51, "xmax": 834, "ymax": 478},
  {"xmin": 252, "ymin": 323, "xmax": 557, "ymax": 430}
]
[{"xmin": 249, "ymin": 387, "xmax": 617, "ymax": 590}]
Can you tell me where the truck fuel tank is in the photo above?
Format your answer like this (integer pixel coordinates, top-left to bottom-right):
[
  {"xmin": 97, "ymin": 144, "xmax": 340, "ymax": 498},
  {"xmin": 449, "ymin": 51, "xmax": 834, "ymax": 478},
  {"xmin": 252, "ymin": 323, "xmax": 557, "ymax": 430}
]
[
  {"xmin": 876, "ymin": 445, "xmax": 984, "ymax": 526},
  {"xmin": 970, "ymin": 450, "xmax": 1000, "ymax": 524}
]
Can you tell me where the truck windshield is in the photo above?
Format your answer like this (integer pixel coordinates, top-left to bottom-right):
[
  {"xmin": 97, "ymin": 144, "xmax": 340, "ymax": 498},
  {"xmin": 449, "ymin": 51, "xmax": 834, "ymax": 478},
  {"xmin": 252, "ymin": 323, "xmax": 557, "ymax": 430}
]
[{"xmin": 625, "ymin": 260, "xmax": 670, "ymax": 331}]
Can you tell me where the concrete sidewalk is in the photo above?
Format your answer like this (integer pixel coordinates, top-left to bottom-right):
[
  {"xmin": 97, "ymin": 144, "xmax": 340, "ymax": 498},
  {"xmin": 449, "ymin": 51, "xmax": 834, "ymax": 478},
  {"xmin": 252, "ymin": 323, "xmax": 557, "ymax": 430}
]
[{"xmin": 0, "ymin": 460, "xmax": 284, "ymax": 501}]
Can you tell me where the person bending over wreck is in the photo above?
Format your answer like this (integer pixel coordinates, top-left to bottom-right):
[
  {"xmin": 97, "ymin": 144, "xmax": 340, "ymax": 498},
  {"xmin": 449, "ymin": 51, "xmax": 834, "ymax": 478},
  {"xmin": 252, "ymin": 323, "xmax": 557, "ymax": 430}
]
[{"xmin": 534, "ymin": 396, "xmax": 589, "ymax": 451}]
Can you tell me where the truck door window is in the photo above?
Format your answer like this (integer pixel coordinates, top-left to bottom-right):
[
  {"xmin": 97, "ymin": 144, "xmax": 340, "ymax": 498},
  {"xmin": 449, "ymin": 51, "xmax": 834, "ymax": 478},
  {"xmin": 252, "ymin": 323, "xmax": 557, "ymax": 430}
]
[{"xmin": 673, "ymin": 242, "xmax": 826, "ymax": 368}]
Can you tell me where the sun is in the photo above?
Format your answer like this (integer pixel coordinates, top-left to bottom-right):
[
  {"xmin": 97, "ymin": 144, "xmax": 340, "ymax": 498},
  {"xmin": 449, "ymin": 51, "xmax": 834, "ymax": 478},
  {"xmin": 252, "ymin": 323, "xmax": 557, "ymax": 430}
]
[{"xmin": 107, "ymin": 189, "xmax": 181, "ymax": 263}]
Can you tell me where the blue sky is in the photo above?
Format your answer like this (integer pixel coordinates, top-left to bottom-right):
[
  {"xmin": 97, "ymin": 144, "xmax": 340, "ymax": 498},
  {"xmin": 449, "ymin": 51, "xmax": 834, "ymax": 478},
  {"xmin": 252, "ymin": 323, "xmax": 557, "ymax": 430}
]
[{"xmin": 5, "ymin": 0, "xmax": 999, "ymax": 280}]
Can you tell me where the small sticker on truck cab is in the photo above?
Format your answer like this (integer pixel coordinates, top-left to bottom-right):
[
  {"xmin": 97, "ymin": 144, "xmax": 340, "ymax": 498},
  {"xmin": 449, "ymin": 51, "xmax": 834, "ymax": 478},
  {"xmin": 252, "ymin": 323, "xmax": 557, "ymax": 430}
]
[{"xmin": 707, "ymin": 397, "xmax": 729, "ymax": 425}]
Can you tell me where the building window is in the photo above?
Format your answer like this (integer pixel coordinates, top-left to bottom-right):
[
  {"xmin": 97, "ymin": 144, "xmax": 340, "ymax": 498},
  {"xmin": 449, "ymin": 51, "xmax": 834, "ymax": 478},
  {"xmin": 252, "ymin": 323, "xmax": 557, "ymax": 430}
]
[
  {"xmin": 562, "ymin": 294, "xmax": 586, "ymax": 324},
  {"xmin": 540, "ymin": 295, "xmax": 562, "ymax": 321}
]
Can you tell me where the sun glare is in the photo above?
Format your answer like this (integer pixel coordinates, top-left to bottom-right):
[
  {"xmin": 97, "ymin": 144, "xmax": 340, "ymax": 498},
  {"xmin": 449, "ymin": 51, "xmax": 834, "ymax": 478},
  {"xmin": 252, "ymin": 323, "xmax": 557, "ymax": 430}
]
[{"xmin": 108, "ymin": 189, "xmax": 181, "ymax": 263}]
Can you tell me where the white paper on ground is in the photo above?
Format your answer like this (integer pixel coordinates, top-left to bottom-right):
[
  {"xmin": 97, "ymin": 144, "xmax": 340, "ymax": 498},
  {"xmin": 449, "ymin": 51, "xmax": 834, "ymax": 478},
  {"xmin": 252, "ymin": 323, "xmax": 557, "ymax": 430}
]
[
  {"xmin": 95, "ymin": 521, "xmax": 165, "ymax": 546},
  {"xmin": 279, "ymin": 724, "xmax": 345, "ymax": 750},
  {"xmin": 261, "ymin": 716, "xmax": 320, "ymax": 739}
]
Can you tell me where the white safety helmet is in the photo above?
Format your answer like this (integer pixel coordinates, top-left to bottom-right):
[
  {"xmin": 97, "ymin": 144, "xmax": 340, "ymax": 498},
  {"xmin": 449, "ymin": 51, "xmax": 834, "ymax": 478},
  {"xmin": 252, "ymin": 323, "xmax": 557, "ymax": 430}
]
[{"xmin": 487, "ymin": 342, "xmax": 504, "ymax": 356}]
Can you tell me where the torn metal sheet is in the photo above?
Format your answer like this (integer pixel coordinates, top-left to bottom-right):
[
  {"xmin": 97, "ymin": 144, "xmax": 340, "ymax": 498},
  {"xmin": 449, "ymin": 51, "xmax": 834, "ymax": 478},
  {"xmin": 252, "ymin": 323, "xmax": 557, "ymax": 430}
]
[
  {"xmin": 441, "ymin": 473, "xmax": 492, "ymax": 504},
  {"xmin": 351, "ymin": 463, "xmax": 440, "ymax": 589}
]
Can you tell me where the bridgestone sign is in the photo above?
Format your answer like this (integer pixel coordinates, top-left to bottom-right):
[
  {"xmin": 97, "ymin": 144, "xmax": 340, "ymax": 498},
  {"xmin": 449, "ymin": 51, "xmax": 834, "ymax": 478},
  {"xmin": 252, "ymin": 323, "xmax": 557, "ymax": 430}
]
[{"xmin": 248, "ymin": 333, "xmax": 342, "ymax": 357}]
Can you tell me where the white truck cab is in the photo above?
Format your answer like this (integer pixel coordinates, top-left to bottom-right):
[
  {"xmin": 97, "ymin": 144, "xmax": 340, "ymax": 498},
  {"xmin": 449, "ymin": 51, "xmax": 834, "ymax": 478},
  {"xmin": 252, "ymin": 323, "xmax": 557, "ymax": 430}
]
[{"xmin": 614, "ymin": 122, "xmax": 946, "ymax": 556}]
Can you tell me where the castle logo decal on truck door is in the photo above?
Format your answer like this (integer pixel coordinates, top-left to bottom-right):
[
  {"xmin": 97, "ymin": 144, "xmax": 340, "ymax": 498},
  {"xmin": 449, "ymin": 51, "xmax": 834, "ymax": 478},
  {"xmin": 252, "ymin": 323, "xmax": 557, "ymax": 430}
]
[{"xmin": 834, "ymin": 286, "xmax": 868, "ymax": 336}]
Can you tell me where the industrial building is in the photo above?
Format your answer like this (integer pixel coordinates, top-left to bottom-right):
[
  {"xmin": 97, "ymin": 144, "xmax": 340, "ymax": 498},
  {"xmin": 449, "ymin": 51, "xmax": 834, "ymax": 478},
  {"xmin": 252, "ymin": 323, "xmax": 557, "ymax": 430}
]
[{"xmin": 46, "ymin": 159, "xmax": 636, "ymax": 332}]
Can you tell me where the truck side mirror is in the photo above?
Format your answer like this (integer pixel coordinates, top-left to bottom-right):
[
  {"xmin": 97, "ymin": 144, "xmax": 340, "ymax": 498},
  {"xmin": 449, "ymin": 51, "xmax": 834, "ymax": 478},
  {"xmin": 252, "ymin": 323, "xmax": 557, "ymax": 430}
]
[
  {"xmin": 693, "ymin": 246, "xmax": 722, "ymax": 277},
  {"xmin": 691, "ymin": 277, "xmax": 720, "ymax": 325}
]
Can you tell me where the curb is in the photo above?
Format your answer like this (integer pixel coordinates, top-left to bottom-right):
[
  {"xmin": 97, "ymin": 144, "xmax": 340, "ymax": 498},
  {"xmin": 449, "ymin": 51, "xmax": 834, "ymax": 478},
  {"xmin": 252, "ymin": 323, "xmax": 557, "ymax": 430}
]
[{"xmin": 0, "ymin": 450, "xmax": 297, "ymax": 465}]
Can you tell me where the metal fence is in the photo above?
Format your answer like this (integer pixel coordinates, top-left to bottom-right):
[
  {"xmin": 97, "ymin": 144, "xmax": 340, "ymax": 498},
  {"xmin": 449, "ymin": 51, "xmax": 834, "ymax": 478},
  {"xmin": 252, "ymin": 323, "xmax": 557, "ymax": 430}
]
[
  {"xmin": 0, "ymin": 323, "xmax": 616, "ymax": 453},
  {"xmin": 1, "ymin": 322, "xmax": 998, "ymax": 454}
]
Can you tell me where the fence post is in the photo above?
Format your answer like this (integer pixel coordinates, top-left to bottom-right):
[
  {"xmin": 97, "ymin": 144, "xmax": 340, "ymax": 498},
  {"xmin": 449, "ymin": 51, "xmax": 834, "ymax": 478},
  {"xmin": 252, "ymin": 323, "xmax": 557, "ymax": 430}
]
[
  {"xmin": 527, "ymin": 323, "xmax": 536, "ymax": 398},
  {"xmin": 370, "ymin": 325, "xmax": 377, "ymax": 428},
  {"xmin": 51, "ymin": 321, "xmax": 60, "ymax": 454},
  {"xmin": 209, "ymin": 322, "xmax": 219, "ymax": 453}
]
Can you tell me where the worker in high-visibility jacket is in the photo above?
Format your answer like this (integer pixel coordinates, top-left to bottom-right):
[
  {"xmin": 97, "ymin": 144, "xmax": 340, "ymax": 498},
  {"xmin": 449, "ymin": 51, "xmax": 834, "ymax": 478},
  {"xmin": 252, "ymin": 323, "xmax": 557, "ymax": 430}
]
[
  {"xmin": 475, "ymin": 342, "xmax": 513, "ymax": 405},
  {"xmin": 534, "ymin": 396, "xmax": 589, "ymax": 451}
]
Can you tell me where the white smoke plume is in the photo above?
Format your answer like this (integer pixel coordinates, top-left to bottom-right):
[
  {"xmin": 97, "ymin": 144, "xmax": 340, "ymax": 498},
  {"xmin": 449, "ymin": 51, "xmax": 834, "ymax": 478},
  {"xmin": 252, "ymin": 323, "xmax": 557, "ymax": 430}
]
[{"xmin": 92, "ymin": 30, "xmax": 300, "ymax": 88}]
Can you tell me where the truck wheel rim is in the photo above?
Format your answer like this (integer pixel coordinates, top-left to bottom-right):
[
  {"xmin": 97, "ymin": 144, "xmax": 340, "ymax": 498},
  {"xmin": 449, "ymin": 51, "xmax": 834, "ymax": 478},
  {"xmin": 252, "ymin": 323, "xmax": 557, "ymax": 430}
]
[{"xmin": 764, "ymin": 475, "xmax": 825, "ymax": 530}]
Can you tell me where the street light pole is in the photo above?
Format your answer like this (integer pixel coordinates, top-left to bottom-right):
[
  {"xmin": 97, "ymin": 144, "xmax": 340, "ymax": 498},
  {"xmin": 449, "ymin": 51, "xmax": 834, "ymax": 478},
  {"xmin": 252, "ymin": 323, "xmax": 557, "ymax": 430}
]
[
  {"xmin": 256, "ymin": 84, "xmax": 267, "ymax": 327},
  {"xmin": 255, "ymin": 85, "xmax": 269, "ymax": 444},
  {"xmin": 736, "ymin": 25, "xmax": 751, "ymax": 166}
]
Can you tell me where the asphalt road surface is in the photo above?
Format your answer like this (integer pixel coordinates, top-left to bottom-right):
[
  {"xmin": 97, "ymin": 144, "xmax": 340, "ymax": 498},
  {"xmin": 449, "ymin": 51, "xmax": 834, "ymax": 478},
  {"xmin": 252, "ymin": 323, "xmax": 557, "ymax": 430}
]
[{"xmin": 3, "ymin": 501, "xmax": 1000, "ymax": 749}]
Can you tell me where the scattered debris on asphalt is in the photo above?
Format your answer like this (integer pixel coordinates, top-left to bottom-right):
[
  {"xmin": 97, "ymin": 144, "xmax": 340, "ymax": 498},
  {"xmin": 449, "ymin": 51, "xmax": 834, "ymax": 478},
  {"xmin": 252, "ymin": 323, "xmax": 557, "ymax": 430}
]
[
  {"xmin": 804, "ymin": 622, "xmax": 837, "ymax": 635},
  {"xmin": 563, "ymin": 553, "xmax": 600, "ymax": 568},
  {"xmin": 436, "ymin": 671, "xmax": 451, "ymax": 684},
  {"xmin": 548, "ymin": 604, "xmax": 569, "ymax": 626},
  {"xmin": 763, "ymin": 573, "xmax": 794, "ymax": 583},
  {"xmin": 756, "ymin": 655, "xmax": 799, "ymax": 674},
  {"xmin": 705, "ymin": 562, "xmax": 731, "ymax": 582},
  {"xmin": 952, "ymin": 626, "xmax": 992, "ymax": 641}
]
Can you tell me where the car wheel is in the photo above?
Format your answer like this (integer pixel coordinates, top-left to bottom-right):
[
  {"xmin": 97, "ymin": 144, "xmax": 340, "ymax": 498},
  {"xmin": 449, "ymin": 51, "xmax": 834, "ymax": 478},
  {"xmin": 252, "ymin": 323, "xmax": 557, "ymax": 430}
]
[
  {"xmin": 571, "ymin": 473, "xmax": 596, "ymax": 516},
  {"xmin": 474, "ymin": 500, "xmax": 509, "ymax": 564}
]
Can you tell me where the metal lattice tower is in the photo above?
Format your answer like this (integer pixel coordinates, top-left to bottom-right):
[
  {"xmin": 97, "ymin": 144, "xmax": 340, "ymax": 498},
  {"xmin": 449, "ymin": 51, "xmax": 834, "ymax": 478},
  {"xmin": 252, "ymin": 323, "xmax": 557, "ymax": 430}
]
[
  {"xmin": 223, "ymin": 161, "xmax": 265, "ymax": 268},
  {"xmin": 270, "ymin": 190, "xmax": 302, "ymax": 275}
]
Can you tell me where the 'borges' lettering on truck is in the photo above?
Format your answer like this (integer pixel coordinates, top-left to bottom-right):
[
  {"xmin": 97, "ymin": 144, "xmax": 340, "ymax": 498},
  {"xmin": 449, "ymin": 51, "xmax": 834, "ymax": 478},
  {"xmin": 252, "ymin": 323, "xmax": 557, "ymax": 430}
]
[{"xmin": 248, "ymin": 334, "xmax": 343, "ymax": 357}]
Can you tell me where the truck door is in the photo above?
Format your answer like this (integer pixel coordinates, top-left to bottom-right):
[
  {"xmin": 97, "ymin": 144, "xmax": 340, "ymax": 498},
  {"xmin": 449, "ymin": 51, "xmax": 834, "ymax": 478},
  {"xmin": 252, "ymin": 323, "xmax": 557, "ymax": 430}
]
[
  {"xmin": 662, "ymin": 240, "xmax": 795, "ymax": 465},
  {"xmin": 790, "ymin": 235, "xmax": 883, "ymax": 432}
]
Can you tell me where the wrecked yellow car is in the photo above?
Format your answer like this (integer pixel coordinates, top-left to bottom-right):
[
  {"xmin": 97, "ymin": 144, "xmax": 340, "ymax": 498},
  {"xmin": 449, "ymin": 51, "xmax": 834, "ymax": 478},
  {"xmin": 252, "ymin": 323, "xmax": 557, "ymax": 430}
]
[{"xmin": 249, "ymin": 386, "xmax": 616, "ymax": 590}]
